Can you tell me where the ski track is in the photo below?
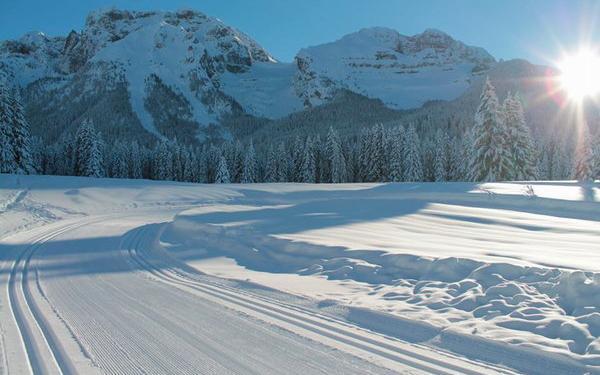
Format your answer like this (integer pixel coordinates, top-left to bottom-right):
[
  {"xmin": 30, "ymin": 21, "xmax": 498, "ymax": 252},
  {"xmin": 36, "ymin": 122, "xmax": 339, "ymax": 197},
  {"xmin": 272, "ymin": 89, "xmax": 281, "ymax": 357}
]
[
  {"xmin": 0, "ymin": 210, "xmax": 513, "ymax": 374},
  {"xmin": 125, "ymin": 224, "xmax": 511, "ymax": 375},
  {"xmin": 7, "ymin": 220, "xmax": 82, "ymax": 374},
  {"xmin": 19, "ymin": 213, "xmax": 401, "ymax": 375}
]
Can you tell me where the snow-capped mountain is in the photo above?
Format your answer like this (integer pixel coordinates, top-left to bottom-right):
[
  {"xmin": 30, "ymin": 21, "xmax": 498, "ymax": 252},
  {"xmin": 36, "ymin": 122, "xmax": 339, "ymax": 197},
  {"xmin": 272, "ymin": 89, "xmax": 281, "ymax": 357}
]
[
  {"xmin": 0, "ymin": 8, "xmax": 503, "ymax": 143},
  {"xmin": 294, "ymin": 27, "xmax": 495, "ymax": 109},
  {"xmin": 0, "ymin": 9, "xmax": 286, "ymax": 141}
]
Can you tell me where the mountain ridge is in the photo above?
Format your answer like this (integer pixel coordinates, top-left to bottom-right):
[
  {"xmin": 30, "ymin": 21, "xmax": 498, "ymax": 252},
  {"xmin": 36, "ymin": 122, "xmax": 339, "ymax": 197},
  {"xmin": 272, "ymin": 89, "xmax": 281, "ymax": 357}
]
[{"xmin": 0, "ymin": 7, "xmax": 569, "ymax": 145}]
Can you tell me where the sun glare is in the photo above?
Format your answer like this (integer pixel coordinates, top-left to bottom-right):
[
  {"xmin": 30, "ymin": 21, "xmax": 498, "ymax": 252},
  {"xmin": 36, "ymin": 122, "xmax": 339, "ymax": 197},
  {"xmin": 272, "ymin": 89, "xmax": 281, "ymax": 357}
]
[{"xmin": 558, "ymin": 48, "xmax": 600, "ymax": 102}]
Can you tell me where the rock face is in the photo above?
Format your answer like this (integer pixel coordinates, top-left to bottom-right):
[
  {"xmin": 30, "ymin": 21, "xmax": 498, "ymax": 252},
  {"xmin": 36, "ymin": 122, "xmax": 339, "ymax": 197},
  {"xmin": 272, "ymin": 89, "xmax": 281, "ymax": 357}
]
[
  {"xmin": 0, "ymin": 9, "xmax": 280, "ymax": 141},
  {"xmin": 294, "ymin": 28, "xmax": 495, "ymax": 109},
  {"xmin": 0, "ymin": 9, "xmax": 501, "ymax": 143}
]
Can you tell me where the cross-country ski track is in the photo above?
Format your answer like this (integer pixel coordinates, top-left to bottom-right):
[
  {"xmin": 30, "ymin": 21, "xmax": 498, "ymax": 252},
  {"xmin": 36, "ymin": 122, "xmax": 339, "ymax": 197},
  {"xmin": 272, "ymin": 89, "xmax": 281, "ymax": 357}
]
[{"xmin": 0, "ymin": 211, "xmax": 513, "ymax": 374}]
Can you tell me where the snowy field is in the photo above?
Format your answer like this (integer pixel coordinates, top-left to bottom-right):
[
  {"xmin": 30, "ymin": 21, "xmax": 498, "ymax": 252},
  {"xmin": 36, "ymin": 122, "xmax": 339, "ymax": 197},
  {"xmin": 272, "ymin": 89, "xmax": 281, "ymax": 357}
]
[{"xmin": 0, "ymin": 174, "xmax": 599, "ymax": 374}]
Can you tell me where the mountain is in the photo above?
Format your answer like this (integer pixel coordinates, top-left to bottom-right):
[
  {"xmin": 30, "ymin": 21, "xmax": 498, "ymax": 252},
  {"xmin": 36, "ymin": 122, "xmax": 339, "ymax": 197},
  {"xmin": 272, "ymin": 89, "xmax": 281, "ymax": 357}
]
[
  {"xmin": 2, "ymin": 7, "xmax": 583, "ymax": 146},
  {"xmin": 294, "ymin": 27, "xmax": 494, "ymax": 109}
]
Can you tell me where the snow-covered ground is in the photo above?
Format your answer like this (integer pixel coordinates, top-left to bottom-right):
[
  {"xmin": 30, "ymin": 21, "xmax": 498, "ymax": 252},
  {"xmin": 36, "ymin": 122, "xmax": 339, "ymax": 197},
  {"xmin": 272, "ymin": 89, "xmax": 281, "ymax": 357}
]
[{"xmin": 0, "ymin": 174, "xmax": 598, "ymax": 374}]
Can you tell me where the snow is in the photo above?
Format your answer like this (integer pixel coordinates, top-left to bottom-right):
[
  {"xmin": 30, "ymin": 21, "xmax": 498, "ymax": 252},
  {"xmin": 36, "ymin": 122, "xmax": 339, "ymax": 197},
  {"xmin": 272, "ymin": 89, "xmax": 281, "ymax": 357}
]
[
  {"xmin": 1, "ymin": 174, "xmax": 599, "ymax": 374},
  {"xmin": 296, "ymin": 27, "xmax": 493, "ymax": 109},
  {"xmin": 219, "ymin": 62, "xmax": 304, "ymax": 118}
]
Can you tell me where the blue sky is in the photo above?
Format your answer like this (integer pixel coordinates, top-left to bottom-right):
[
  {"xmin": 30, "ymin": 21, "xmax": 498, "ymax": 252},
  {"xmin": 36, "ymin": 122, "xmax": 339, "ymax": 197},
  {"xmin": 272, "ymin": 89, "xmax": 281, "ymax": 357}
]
[{"xmin": 2, "ymin": 0, "xmax": 599, "ymax": 65}]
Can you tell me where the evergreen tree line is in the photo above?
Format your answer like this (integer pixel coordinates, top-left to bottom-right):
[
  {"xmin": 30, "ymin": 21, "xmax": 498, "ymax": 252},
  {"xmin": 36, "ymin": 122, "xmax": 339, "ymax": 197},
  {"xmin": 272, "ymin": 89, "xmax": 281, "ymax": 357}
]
[{"xmin": 2, "ymin": 81, "xmax": 600, "ymax": 183}]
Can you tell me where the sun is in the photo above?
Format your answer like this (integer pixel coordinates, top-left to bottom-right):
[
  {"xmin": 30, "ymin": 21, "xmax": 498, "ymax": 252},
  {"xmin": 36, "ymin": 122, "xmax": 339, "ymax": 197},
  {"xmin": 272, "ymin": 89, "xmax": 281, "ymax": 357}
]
[{"xmin": 557, "ymin": 48, "xmax": 600, "ymax": 102}]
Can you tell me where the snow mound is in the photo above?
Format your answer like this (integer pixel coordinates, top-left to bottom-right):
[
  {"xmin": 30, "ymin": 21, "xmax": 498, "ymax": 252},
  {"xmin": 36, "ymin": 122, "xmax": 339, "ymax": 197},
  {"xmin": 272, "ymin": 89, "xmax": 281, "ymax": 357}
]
[{"xmin": 163, "ymin": 181, "xmax": 600, "ymax": 372}]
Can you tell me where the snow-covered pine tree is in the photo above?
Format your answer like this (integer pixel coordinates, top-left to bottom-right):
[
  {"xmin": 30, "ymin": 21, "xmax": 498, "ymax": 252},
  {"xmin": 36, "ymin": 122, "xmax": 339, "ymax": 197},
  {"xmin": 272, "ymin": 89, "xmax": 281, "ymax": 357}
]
[
  {"xmin": 573, "ymin": 123, "xmax": 595, "ymax": 181},
  {"xmin": 109, "ymin": 141, "xmax": 129, "ymax": 178},
  {"xmin": 0, "ymin": 85, "xmax": 35, "ymax": 174},
  {"xmin": 326, "ymin": 127, "xmax": 347, "ymax": 183},
  {"xmin": 592, "ymin": 133, "xmax": 600, "ymax": 180},
  {"xmin": 358, "ymin": 127, "xmax": 375, "ymax": 182},
  {"xmin": 275, "ymin": 142, "xmax": 288, "ymax": 182},
  {"xmin": 388, "ymin": 126, "xmax": 405, "ymax": 182},
  {"xmin": 74, "ymin": 120, "xmax": 105, "ymax": 178},
  {"xmin": 264, "ymin": 145, "xmax": 278, "ymax": 183},
  {"xmin": 128, "ymin": 140, "xmax": 143, "ymax": 179},
  {"xmin": 366, "ymin": 124, "xmax": 388, "ymax": 182},
  {"xmin": 300, "ymin": 136, "xmax": 316, "ymax": 183},
  {"xmin": 503, "ymin": 93, "xmax": 537, "ymax": 180},
  {"xmin": 181, "ymin": 146, "xmax": 195, "ymax": 182},
  {"xmin": 231, "ymin": 141, "xmax": 244, "ymax": 183},
  {"xmin": 152, "ymin": 139, "xmax": 173, "ymax": 180},
  {"xmin": 0, "ymin": 120, "xmax": 13, "ymax": 173},
  {"xmin": 241, "ymin": 140, "xmax": 257, "ymax": 183},
  {"xmin": 447, "ymin": 135, "xmax": 462, "ymax": 181},
  {"xmin": 433, "ymin": 129, "xmax": 449, "ymax": 182},
  {"xmin": 289, "ymin": 136, "xmax": 304, "ymax": 182},
  {"xmin": 195, "ymin": 146, "xmax": 208, "ymax": 183},
  {"xmin": 312, "ymin": 135, "xmax": 323, "ymax": 183},
  {"xmin": 468, "ymin": 77, "xmax": 512, "ymax": 182},
  {"xmin": 403, "ymin": 124, "xmax": 423, "ymax": 182},
  {"xmin": 215, "ymin": 153, "xmax": 231, "ymax": 184}
]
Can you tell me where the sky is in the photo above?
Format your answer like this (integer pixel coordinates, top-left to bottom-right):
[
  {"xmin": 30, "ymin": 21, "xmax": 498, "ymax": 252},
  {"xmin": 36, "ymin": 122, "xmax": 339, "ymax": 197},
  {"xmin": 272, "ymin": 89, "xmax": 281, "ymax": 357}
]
[{"xmin": 2, "ymin": 0, "xmax": 599, "ymax": 66}]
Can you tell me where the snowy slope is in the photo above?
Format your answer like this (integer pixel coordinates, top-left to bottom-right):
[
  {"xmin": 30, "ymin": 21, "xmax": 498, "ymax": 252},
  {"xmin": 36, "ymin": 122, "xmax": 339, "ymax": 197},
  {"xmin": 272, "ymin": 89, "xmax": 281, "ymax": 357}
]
[
  {"xmin": 295, "ymin": 28, "xmax": 495, "ymax": 108},
  {"xmin": 1, "ymin": 174, "xmax": 599, "ymax": 374},
  {"xmin": 0, "ymin": 174, "xmax": 516, "ymax": 374}
]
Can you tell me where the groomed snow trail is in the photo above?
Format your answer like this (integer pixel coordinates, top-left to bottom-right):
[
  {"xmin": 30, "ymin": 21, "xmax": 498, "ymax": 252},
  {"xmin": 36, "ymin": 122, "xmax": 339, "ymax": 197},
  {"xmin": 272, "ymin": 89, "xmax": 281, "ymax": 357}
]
[{"xmin": 0, "ymin": 211, "xmax": 510, "ymax": 374}]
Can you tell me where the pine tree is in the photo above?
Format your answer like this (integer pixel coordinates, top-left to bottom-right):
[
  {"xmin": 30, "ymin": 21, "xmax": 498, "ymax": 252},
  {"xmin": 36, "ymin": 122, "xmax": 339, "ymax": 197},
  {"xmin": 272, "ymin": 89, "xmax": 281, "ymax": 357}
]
[
  {"xmin": 215, "ymin": 154, "xmax": 231, "ymax": 184},
  {"xmin": 74, "ymin": 120, "xmax": 104, "ymax": 178},
  {"xmin": 128, "ymin": 141, "xmax": 143, "ymax": 179},
  {"xmin": 0, "ymin": 85, "xmax": 35, "ymax": 174},
  {"xmin": 153, "ymin": 139, "xmax": 173, "ymax": 180},
  {"xmin": 366, "ymin": 124, "xmax": 388, "ymax": 182},
  {"xmin": 468, "ymin": 77, "xmax": 513, "ymax": 181},
  {"xmin": 275, "ymin": 142, "xmax": 288, "ymax": 182},
  {"xmin": 592, "ymin": 133, "xmax": 600, "ymax": 180},
  {"xmin": 403, "ymin": 124, "xmax": 423, "ymax": 182},
  {"xmin": 289, "ymin": 136, "xmax": 304, "ymax": 182},
  {"xmin": 433, "ymin": 129, "xmax": 449, "ymax": 182},
  {"xmin": 388, "ymin": 126, "xmax": 405, "ymax": 182},
  {"xmin": 264, "ymin": 145, "xmax": 278, "ymax": 182},
  {"xmin": 0, "ymin": 121, "xmax": 13, "ymax": 173},
  {"xmin": 231, "ymin": 141, "xmax": 244, "ymax": 183},
  {"xmin": 300, "ymin": 137, "xmax": 316, "ymax": 183},
  {"xmin": 503, "ymin": 93, "xmax": 537, "ymax": 180},
  {"xmin": 573, "ymin": 123, "xmax": 594, "ymax": 181},
  {"xmin": 326, "ymin": 127, "xmax": 347, "ymax": 183},
  {"xmin": 241, "ymin": 140, "xmax": 257, "ymax": 183},
  {"xmin": 109, "ymin": 141, "xmax": 129, "ymax": 178},
  {"xmin": 195, "ymin": 146, "xmax": 208, "ymax": 183}
]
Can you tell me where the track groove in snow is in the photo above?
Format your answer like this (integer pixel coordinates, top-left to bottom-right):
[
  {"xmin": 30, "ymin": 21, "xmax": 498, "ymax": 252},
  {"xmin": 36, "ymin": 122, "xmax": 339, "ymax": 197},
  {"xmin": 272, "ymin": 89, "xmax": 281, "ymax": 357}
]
[
  {"xmin": 125, "ymin": 223, "xmax": 511, "ymax": 375},
  {"xmin": 19, "ymin": 213, "xmax": 407, "ymax": 374},
  {"xmin": 7, "ymin": 220, "xmax": 85, "ymax": 374}
]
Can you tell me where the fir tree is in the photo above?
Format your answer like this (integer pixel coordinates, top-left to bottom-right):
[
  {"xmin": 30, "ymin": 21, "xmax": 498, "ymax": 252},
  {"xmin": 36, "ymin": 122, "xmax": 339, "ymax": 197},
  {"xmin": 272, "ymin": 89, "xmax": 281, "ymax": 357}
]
[
  {"xmin": 433, "ymin": 129, "xmax": 449, "ymax": 182},
  {"xmin": 326, "ymin": 127, "xmax": 347, "ymax": 183},
  {"xmin": 403, "ymin": 124, "xmax": 423, "ymax": 182},
  {"xmin": 275, "ymin": 142, "xmax": 288, "ymax": 182},
  {"xmin": 264, "ymin": 145, "xmax": 278, "ymax": 183},
  {"xmin": 74, "ymin": 120, "xmax": 104, "ymax": 178},
  {"xmin": 215, "ymin": 154, "xmax": 231, "ymax": 184},
  {"xmin": 0, "ymin": 85, "xmax": 35, "ymax": 174},
  {"xmin": 573, "ymin": 123, "xmax": 594, "ymax": 181},
  {"xmin": 388, "ymin": 126, "xmax": 405, "ymax": 182},
  {"xmin": 468, "ymin": 77, "xmax": 513, "ymax": 181},
  {"xmin": 128, "ymin": 141, "xmax": 143, "ymax": 179},
  {"xmin": 300, "ymin": 137, "xmax": 316, "ymax": 183},
  {"xmin": 0, "ymin": 121, "xmax": 12, "ymax": 173},
  {"xmin": 503, "ymin": 93, "xmax": 537, "ymax": 180},
  {"xmin": 241, "ymin": 140, "xmax": 257, "ymax": 183},
  {"xmin": 153, "ymin": 139, "xmax": 173, "ymax": 180}
]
